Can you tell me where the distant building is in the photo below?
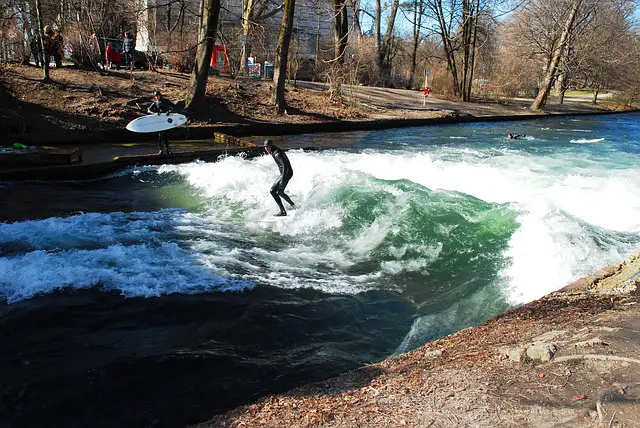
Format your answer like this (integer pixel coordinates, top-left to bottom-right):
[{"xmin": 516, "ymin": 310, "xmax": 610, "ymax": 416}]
[{"xmin": 135, "ymin": 0, "xmax": 337, "ymax": 64}]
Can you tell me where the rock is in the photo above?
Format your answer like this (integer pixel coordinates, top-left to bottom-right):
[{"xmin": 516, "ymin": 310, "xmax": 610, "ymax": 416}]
[
  {"xmin": 498, "ymin": 345, "xmax": 526, "ymax": 362},
  {"xmin": 424, "ymin": 349, "xmax": 443, "ymax": 359},
  {"xmin": 525, "ymin": 342, "xmax": 557, "ymax": 362}
]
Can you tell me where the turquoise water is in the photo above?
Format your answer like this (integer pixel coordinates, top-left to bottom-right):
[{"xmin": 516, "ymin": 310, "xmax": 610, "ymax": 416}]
[{"xmin": 1, "ymin": 113, "xmax": 639, "ymax": 426}]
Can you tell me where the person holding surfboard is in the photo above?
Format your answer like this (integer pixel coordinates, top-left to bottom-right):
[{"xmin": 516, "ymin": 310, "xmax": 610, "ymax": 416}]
[
  {"xmin": 148, "ymin": 90, "xmax": 176, "ymax": 154},
  {"xmin": 264, "ymin": 139, "xmax": 295, "ymax": 216}
]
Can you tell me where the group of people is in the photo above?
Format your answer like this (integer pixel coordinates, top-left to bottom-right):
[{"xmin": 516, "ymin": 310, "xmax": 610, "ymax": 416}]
[
  {"xmin": 148, "ymin": 91, "xmax": 295, "ymax": 216},
  {"xmin": 105, "ymin": 32, "xmax": 135, "ymax": 70},
  {"xmin": 30, "ymin": 26, "xmax": 64, "ymax": 68}
]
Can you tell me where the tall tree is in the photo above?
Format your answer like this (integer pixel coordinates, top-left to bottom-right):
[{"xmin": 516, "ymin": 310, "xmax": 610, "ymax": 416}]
[
  {"xmin": 377, "ymin": 0, "xmax": 400, "ymax": 81},
  {"xmin": 271, "ymin": 0, "xmax": 296, "ymax": 114},
  {"xmin": 34, "ymin": 0, "xmax": 49, "ymax": 80},
  {"xmin": 564, "ymin": 0, "xmax": 636, "ymax": 104},
  {"xmin": 406, "ymin": 0, "xmax": 424, "ymax": 89},
  {"xmin": 333, "ymin": 0, "xmax": 349, "ymax": 62},
  {"xmin": 239, "ymin": 0, "xmax": 282, "ymax": 76},
  {"xmin": 328, "ymin": 0, "xmax": 349, "ymax": 101},
  {"xmin": 530, "ymin": 0, "xmax": 582, "ymax": 110},
  {"xmin": 185, "ymin": 0, "xmax": 221, "ymax": 112}
]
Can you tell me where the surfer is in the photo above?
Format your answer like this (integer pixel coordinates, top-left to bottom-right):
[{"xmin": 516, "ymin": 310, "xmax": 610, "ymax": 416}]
[
  {"xmin": 148, "ymin": 90, "xmax": 176, "ymax": 154},
  {"xmin": 264, "ymin": 139, "xmax": 295, "ymax": 216},
  {"xmin": 507, "ymin": 133, "xmax": 526, "ymax": 140}
]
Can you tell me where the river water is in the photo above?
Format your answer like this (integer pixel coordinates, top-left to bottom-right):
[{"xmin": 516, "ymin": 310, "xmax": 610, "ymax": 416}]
[{"xmin": 1, "ymin": 113, "xmax": 639, "ymax": 427}]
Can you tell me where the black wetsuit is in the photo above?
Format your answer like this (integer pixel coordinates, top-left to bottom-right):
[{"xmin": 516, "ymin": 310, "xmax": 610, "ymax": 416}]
[
  {"xmin": 148, "ymin": 97, "xmax": 176, "ymax": 154},
  {"xmin": 269, "ymin": 146, "xmax": 295, "ymax": 215}
]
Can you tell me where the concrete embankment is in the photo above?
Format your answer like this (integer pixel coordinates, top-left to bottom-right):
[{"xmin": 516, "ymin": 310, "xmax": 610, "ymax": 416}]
[{"xmin": 14, "ymin": 108, "xmax": 635, "ymax": 147}]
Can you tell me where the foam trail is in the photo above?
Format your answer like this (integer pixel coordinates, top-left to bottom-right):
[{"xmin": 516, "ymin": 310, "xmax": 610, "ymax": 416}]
[
  {"xmin": 0, "ymin": 210, "xmax": 254, "ymax": 303},
  {"xmin": 570, "ymin": 138, "xmax": 605, "ymax": 143}
]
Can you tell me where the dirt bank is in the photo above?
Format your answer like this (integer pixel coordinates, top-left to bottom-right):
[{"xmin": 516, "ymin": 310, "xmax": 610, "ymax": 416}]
[{"xmin": 196, "ymin": 252, "xmax": 640, "ymax": 427}]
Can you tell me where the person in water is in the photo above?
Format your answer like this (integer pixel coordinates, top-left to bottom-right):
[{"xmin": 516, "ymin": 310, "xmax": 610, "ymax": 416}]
[
  {"xmin": 148, "ymin": 90, "xmax": 176, "ymax": 154},
  {"xmin": 264, "ymin": 139, "xmax": 295, "ymax": 216},
  {"xmin": 508, "ymin": 133, "xmax": 526, "ymax": 140}
]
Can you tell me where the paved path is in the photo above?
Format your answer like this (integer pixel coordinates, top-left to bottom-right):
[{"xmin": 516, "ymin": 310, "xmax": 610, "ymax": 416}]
[{"xmin": 293, "ymin": 81, "xmax": 607, "ymax": 117}]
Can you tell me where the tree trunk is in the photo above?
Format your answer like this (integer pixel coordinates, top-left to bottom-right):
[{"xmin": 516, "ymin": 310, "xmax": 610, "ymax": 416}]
[
  {"xmin": 59, "ymin": 0, "xmax": 67, "ymax": 28},
  {"xmin": 407, "ymin": 0, "xmax": 422, "ymax": 89},
  {"xmin": 351, "ymin": 0, "xmax": 363, "ymax": 39},
  {"xmin": 185, "ymin": 0, "xmax": 221, "ymax": 112},
  {"xmin": 375, "ymin": 0, "xmax": 381, "ymax": 69},
  {"xmin": 557, "ymin": 72, "xmax": 566, "ymax": 104},
  {"xmin": 333, "ymin": 0, "xmax": 348, "ymax": 62},
  {"xmin": 166, "ymin": 0, "xmax": 172, "ymax": 51},
  {"xmin": 592, "ymin": 87, "xmax": 599, "ymax": 104},
  {"xmin": 530, "ymin": 0, "xmax": 582, "ymax": 111},
  {"xmin": 378, "ymin": 0, "xmax": 400, "ymax": 82},
  {"xmin": 464, "ymin": 0, "xmax": 479, "ymax": 101},
  {"xmin": 18, "ymin": 3, "xmax": 33, "ymax": 65},
  {"xmin": 239, "ymin": 0, "xmax": 255, "ymax": 76},
  {"xmin": 271, "ymin": 0, "xmax": 296, "ymax": 114},
  {"xmin": 461, "ymin": 0, "xmax": 471, "ymax": 100},
  {"xmin": 34, "ymin": 0, "xmax": 49, "ymax": 81},
  {"xmin": 330, "ymin": 0, "xmax": 349, "ymax": 101},
  {"xmin": 432, "ymin": 0, "xmax": 461, "ymax": 98}
]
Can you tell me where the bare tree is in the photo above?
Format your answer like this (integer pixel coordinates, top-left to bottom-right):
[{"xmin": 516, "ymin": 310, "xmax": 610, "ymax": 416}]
[
  {"xmin": 376, "ymin": 0, "xmax": 400, "ymax": 82},
  {"xmin": 186, "ymin": 0, "xmax": 221, "ymax": 112},
  {"xmin": 333, "ymin": 0, "xmax": 348, "ymax": 62},
  {"xmin": 271, "ymin": 0, "xmax": 295, "ymax": 113},
  {"xmin": 34, "ymin": 0, "xmax": 49, "ymax": 80},
  {"xmin": 566, "ymin": 0, "xmax": 637, "ymax": 104},
  {"xmin": 239, "ymin": 0, "xmax": 283, "ymax": 76},
  {"xmin": 406, "ymin": 0, "xmax": 424, "ymax": 89},
  {"xmin": 530, "ymin": 0, "xmax": 582, "ymax": 110}
]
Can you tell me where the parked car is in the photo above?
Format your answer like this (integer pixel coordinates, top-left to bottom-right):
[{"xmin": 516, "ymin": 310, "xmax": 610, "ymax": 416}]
[{"xmin": 69, "ymin": 36, "xmax": 150, "ymax": 70}]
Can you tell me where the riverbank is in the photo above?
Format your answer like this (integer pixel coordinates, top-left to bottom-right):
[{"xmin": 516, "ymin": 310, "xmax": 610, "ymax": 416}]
[
  {"xmin": 1, "ymin": 63, "xmax": 631, "ymax": 146},
  {"xmin": 197, "ymin": 251, "xmax": 640, "ymax": 427}
]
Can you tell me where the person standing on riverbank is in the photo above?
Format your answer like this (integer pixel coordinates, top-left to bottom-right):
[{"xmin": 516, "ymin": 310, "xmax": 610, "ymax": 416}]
[
  {"xmin": 122, "ymin": 32, "xmax": 135, "ymax": 70},
  {"xmin": 30, "ymin": 32, "xmax": 43, "ymax": 67},
  {"xmin": 51, "ymin": 30, "xmax": 64, "ymax": 68},
  {"xmin": 264, "ymin": 139, "xmax": 295, "ymax": 216},
  {"xmin": 148, "ymin": 90, "xmax": 176, "ymax": 155}
]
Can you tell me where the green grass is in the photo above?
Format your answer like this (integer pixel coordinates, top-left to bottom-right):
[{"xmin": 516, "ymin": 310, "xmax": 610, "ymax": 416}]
[{"xmin": 564, "ymin": 90, "xmax": 596, "ymax": 97}]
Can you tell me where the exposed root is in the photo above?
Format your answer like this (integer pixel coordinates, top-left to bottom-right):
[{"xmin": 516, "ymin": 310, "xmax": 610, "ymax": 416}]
[{"xmin": 551, "ymin": 354, "xmax": 640, "ymax": 365}]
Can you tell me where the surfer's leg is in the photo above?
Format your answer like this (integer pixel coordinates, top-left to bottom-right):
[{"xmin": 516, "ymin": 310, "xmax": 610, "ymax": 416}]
[
  {"xmin": 157, "ymin": 132, "xmax": 165, "ymax": 154},
  {"xmin": 163, "ymin": 131, "xmax": 172, "ymax": 154},
  {"xmin": 278, "ymin": 176, "xmax": 295, "ymax": 208},
  {"xmin": 270, "ymin": 181, "xmax": 287, "ymax": 215},
  {"xmin": 278, "ymin": 190, "xmax": 294, "ymax": 208}
]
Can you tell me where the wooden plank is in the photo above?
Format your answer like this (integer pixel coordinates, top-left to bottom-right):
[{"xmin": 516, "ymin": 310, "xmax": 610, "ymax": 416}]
[
  {"xmin": 212, "ymin": 133, "xmax": 257, "ymax": 147},
  {"xmin": 0, "ymin": 146, "xmax": 82, "ymax": 166}
]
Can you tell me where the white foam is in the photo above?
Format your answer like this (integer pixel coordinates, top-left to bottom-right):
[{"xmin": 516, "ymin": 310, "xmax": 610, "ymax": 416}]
[
  {"xmin": 570, "ymin": 138, "xmax": 605, "ymax": 143},
  {"xmin": 0, "ymin": 237, "xmax": 253, "ymax": 304},
  {"xmin": 166, "ymin": 148, "xmax": 640, "ymax": 302}
]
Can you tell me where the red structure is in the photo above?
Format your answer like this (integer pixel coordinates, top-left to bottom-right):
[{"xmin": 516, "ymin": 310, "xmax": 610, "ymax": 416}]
[{"xmin": 210, "ymin": 44, "xmax": 228, "ymax": 73}]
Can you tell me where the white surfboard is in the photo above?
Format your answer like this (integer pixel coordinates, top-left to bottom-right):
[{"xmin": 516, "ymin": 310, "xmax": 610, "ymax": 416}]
[
  {"xmin": 259, "ymin": 210, "xmax": 297, "ymax": 224},
  {"xmin": 126, "ymin": 113, "xmax": 188, "ymax": 133}
]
